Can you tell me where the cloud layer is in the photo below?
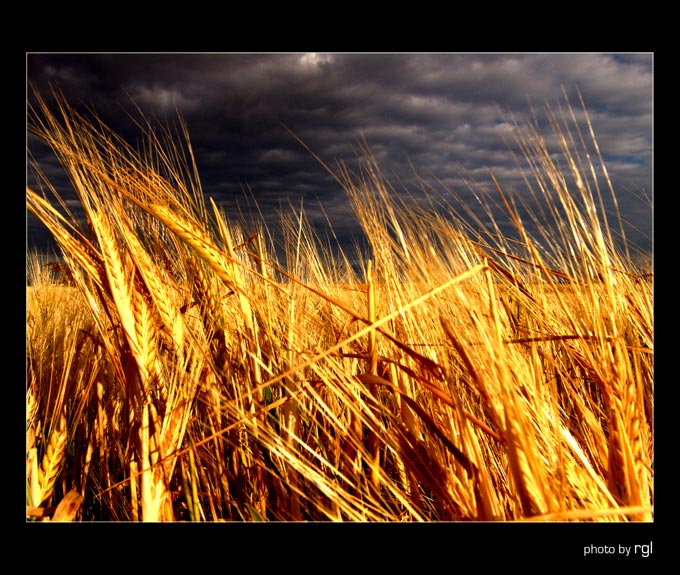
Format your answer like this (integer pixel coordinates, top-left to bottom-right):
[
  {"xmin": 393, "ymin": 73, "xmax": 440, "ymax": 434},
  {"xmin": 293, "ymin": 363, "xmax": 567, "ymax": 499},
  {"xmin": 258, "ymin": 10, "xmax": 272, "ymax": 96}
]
[{"xmin": 27, "ymin": 53, "xmax": 653, "ymax": 260}]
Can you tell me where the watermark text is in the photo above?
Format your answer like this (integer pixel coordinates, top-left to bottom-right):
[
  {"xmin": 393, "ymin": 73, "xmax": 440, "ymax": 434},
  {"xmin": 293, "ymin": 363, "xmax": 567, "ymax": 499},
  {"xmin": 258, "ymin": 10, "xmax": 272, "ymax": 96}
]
[{"xmin": 583, "ymin": 542, "xmax": 653, "ymax": 558}]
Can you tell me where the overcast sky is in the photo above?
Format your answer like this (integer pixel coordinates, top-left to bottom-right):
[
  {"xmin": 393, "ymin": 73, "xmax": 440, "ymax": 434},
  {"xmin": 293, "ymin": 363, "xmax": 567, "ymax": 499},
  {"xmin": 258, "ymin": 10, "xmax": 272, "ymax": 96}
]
[{"xmin": 26, "ymin": 53, "xmax": 653, "ymax": 264}]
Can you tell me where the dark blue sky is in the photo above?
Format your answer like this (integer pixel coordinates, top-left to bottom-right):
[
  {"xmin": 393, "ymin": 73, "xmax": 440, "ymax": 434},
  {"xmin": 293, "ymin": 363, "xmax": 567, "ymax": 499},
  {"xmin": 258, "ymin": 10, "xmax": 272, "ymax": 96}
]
[{"xmin": 26, "ymin": 53, "xmax": 653, "ymax": 262}]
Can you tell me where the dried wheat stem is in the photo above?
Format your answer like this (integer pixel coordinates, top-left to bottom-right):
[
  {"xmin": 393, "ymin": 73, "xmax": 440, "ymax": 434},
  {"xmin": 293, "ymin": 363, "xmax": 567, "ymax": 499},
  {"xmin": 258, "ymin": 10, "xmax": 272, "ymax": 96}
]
[
  {"xmin": 51, "ymin": 490, "xmax": 85, "ymax": 522},
  {"xmin": 365, "ymin": 259, "xmax": 381, "ymax": 487}
]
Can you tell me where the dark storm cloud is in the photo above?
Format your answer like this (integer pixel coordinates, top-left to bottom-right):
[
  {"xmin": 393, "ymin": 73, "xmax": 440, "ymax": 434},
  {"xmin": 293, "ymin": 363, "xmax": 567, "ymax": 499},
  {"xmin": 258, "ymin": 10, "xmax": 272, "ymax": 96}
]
[{"xmin": 26, "ymin": 53, "xmax": 653, "ymax": 258}]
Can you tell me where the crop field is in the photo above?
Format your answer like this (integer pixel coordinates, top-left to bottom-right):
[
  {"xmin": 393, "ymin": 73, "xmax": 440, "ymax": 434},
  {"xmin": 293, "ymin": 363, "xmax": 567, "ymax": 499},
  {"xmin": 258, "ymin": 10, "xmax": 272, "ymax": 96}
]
[{"xmin": 26, "ymin": 89, "xmax": 653, "ymax": 522}]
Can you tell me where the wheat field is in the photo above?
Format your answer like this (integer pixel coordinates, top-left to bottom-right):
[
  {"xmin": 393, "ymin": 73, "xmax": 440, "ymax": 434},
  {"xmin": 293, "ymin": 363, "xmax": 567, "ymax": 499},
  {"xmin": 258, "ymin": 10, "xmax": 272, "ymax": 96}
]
[{"xmin": 26, "ymin": 88, "xmax": 653, "ymax": 522}]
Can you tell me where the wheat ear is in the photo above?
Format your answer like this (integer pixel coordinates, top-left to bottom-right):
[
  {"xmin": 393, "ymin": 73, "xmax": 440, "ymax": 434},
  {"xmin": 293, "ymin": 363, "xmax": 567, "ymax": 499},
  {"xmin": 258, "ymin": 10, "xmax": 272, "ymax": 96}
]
[{"xmin": 39, "ymin": 413, "xmax": 68, "ymax": 505}]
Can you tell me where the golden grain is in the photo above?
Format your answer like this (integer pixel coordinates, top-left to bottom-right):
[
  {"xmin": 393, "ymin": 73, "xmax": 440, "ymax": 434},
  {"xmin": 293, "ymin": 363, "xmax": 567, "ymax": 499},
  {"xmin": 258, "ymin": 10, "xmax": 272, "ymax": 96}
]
[
  {"xmin": 26, "ymin": 88, "xmax": 653, "ymax": 522},
  {"xmin": 39, "ymin": 413, "xmax": 68, "ymax": 506}
]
